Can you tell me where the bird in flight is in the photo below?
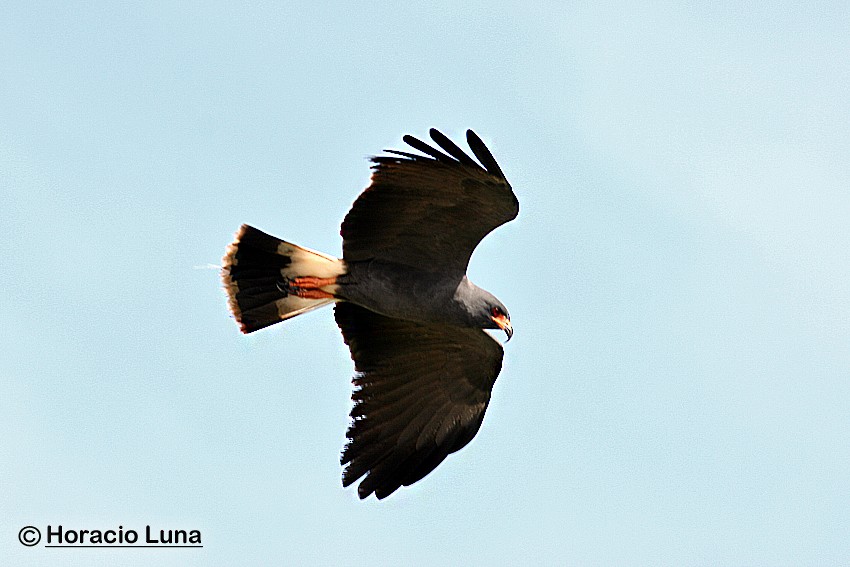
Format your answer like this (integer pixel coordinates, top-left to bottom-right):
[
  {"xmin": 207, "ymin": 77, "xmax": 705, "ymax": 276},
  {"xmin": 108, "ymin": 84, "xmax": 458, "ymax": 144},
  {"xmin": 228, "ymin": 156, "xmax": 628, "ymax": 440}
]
[{"xmin": 222, "ymin": 129, "xmax": 518, "ymax": 499}]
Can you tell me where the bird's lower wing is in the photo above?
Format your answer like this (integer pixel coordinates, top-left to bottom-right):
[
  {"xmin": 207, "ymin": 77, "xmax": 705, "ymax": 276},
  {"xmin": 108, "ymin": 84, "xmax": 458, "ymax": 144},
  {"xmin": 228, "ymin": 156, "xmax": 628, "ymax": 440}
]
[{"xmin": 334, "ymin": 302, "xmax": 504, "ymax": 500}]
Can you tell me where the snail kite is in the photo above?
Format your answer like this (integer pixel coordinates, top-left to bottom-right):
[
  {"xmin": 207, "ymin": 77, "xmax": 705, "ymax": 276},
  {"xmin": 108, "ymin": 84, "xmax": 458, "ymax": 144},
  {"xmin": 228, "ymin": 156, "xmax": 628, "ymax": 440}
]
[{"xmin": 222, "ymin": 129, "xmax": 517, "ymax": 499}]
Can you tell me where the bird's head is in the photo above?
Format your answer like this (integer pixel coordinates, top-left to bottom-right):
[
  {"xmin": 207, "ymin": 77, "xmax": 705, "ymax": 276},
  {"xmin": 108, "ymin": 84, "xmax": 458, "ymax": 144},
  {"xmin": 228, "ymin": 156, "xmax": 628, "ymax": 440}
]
[
  {"xmin": 486, "ymin": 303, "xmax": 513, "ymax": 341},
  {"xmin": 455, "ymin": 278, "xmax": 513, "ymax": 341}
]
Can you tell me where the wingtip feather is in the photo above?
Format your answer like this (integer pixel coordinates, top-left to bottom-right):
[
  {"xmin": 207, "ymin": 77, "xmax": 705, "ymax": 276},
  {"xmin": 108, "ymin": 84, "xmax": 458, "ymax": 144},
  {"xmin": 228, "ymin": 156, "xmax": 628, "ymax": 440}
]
[{"xmin": 466, "ymin": 130, "xmax": 506, "ymax": 180}]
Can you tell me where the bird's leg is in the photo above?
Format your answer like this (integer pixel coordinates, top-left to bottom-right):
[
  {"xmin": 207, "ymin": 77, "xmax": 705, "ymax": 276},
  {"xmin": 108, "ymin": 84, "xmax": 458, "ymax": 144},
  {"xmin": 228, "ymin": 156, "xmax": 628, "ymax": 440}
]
[
  {"xmin": 293, "ymin": 288, "xmax": 335, "ymax": 299},
  {"xmin": 285, "ymin": 276, "xmax": 338, "ymax": 299},
  {"xmin": 292, "ymin": 276, "xmax": 338, "ymax": 289}
]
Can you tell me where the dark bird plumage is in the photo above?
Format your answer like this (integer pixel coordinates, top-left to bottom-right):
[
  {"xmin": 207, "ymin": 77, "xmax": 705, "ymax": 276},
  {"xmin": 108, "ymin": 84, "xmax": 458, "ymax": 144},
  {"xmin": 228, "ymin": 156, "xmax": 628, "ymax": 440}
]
[
  {"xmin": 343, "ymin": 129, "xmax": 517, "ymax": 275},
  {"xmin": 222, "ymin": 129, "xmax": 517, "ymax": 499}
]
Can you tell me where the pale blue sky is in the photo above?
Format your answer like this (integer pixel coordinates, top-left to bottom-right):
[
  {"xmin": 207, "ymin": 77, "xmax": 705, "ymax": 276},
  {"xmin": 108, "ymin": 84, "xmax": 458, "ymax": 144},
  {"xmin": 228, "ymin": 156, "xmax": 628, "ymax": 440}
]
[{"xmin": 2, "ymin": 2, "xmax": 849, "ymax": 566}]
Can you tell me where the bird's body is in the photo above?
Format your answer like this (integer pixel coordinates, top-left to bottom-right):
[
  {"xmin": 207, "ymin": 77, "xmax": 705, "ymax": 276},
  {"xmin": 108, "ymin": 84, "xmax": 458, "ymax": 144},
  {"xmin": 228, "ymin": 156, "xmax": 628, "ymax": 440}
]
[
  {"xmin": 341, "ymin": 261, "xmax": 500, "ymax": 328},
  {"xmin": 222, "ymin": 129, "xmax": 517, "ymax": 499}
]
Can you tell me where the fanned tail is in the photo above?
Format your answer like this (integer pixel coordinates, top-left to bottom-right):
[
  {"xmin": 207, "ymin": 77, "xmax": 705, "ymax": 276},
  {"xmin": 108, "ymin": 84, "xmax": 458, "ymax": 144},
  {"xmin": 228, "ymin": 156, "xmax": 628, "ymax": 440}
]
[{"xmin": 221, "ymin": 224, "xmax": 345, "ymax": 333}]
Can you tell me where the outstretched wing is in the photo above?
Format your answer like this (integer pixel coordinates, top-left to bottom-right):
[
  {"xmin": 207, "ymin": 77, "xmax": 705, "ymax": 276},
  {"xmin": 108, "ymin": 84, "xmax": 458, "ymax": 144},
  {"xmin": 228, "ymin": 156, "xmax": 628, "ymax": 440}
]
[
  {"xmin": 334, "ymin": 302, "xmax": 503, "ymax": 500},
  {"xmin": 340, "ymin": 129, "xmax": 518, "ymax": 275}
]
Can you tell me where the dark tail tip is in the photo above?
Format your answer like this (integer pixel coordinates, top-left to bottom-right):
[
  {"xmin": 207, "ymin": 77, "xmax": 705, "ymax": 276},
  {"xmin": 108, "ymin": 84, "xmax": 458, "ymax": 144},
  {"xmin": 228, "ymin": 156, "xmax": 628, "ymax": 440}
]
[{"xmin": 222, "ymin": 225, "xmax": 292, "ymax": 333}]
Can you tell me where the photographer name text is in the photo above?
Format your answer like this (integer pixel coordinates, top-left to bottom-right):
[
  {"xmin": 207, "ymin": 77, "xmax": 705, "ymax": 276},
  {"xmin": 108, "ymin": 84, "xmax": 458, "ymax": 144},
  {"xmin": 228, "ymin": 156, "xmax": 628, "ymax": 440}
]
[{"xmin": 44, "ymin": 524, "xmax": 201, "ymax": 546}]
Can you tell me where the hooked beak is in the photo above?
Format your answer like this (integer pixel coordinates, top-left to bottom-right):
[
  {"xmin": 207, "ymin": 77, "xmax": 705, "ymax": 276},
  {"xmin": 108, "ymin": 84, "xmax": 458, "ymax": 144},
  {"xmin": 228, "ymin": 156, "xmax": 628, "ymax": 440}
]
[{"xmin": 491, "ymin": 314, "xmax": 513, "ymax": 341}]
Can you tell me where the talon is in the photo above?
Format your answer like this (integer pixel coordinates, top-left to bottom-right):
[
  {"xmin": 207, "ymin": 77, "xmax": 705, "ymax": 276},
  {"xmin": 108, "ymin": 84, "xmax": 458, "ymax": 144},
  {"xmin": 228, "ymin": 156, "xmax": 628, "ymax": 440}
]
[{"xmin": 276, "ymin": 278, "xmax": 294, "ymax": 294}]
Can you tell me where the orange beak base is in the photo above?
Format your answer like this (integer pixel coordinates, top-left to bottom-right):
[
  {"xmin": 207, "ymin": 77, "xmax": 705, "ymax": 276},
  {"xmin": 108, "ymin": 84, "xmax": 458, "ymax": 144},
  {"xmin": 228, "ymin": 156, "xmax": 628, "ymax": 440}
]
[{"xmin": 491, "ymin": 314, "xmax": 513, "ymax": 341}]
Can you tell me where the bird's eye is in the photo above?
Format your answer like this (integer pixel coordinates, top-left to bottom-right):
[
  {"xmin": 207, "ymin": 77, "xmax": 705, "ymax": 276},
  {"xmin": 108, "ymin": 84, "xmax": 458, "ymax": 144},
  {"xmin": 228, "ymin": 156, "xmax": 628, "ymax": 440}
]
[{"xmin": 491, "ymin": 306, "xmax": 503, "ymax": 317}]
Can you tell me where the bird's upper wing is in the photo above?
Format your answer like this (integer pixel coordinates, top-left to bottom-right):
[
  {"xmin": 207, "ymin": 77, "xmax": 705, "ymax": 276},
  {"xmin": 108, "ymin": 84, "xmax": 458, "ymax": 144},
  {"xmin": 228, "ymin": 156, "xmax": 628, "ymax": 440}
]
[
  {"xmin": 334, "ymin": 302, "xmax": 503, "ymax": 500},
  {"xmin": 340, "ymin": 129, "xmax": 518, "ymax": 275}
]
